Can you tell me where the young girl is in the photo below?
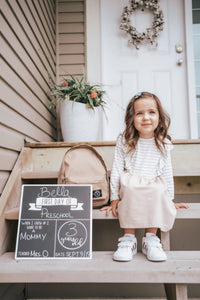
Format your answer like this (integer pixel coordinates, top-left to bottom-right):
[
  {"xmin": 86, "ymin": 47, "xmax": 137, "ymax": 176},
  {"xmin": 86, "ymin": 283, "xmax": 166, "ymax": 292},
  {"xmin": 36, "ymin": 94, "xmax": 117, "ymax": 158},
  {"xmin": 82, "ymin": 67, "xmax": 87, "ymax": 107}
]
[{"xmin": 101, "ymin": 92, "xmax": 189, "ymax": 262}]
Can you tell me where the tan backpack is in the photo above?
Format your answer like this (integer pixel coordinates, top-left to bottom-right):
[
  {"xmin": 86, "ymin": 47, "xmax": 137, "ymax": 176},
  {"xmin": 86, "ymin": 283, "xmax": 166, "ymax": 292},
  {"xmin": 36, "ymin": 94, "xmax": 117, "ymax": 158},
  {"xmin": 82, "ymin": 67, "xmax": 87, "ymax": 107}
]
[{"xmin": 57, "ymin": 144, "xmax": 110, "ymax": 208}]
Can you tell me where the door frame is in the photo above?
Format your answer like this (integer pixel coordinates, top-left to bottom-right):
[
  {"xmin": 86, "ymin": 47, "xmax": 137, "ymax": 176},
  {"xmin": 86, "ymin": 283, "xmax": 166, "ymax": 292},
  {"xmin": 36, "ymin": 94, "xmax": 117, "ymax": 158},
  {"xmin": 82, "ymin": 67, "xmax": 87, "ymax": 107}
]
[
  {"xmin": 184, "ymin": 0, "xmax": 198, "ymax": 138},
  {"xmin": 85, "ymin": 0, "xmax": 198, "ymax": 139}
]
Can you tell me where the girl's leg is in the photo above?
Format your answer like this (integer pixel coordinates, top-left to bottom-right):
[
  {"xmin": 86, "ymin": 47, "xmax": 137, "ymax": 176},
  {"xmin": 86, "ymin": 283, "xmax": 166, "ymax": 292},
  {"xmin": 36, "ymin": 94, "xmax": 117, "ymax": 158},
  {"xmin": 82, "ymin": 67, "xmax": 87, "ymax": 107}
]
[
  {"xmin": 124, "ymin": 228, "xmax": 136, "ymax": 235},
  {"xmin": 145, "ymin": 227, "xmax": 157, "ymax": 235}
]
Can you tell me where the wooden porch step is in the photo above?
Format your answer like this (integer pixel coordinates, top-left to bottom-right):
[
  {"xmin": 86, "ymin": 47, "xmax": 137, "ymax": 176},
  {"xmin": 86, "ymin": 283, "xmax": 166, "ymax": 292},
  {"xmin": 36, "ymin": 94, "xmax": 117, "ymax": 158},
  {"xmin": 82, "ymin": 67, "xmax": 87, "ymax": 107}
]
[
  {"xmin": 21, "ymin": 170, "xmax": 200, "ymax": 180},
  {"xmin": 29, "ymin": 299, "xmax": 166, "ymax": 300},
  {"xmin": 0, "ymin": 251, "xmax": 200, "ymax": 283},
  {"xmin": 28, "ymin": 299, "xmax": 200, "ymax": 300},
  {"xmin": 173, "ymin": 170, "xmax": 200, "ymax": 176},
  {"xmin": 27, "ymin": 299, "xmax": 200, "ymax": 300},
  {"xmin": 4, "ymin": 203, "xmax": 200, "ymax": 221},
  {"xmin": 28, "ymin": 299, "xmax": 168, "ymax": 300}
]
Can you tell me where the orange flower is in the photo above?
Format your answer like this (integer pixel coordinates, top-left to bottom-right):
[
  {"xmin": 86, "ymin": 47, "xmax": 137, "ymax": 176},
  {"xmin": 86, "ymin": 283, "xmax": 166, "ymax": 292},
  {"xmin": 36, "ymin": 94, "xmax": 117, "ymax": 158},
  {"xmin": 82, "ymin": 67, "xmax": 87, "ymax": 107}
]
[
  {"xmin": 91, "ymin": 91, "xmax": 97, "ymax": 99},
  {"xmin": 62, "ymin": 81, "xmax": 67, "ymax": 86}
]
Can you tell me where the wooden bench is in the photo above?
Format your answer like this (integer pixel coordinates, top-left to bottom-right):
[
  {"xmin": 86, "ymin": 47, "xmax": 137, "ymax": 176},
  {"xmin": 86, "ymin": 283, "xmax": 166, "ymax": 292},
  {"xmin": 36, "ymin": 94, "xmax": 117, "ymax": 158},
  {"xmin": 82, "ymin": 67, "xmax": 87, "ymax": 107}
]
[{"xmin": 0, "ymin": 141, "xmax": 199, "ymax": 300}]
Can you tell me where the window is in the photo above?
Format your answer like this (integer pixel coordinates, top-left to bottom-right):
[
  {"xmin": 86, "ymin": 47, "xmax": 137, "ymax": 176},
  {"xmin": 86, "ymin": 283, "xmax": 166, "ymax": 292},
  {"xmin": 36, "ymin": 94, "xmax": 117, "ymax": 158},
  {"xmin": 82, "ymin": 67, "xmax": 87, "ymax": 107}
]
[{"xmin": 192, "ymin": 0, "xmax": 200, "ymax": 137}]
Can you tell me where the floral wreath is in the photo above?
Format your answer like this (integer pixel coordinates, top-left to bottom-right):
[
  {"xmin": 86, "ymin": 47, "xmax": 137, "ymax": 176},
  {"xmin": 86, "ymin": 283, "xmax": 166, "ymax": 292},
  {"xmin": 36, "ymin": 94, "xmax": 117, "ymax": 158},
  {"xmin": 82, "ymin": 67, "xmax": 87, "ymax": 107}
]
[{"xmin": 120, "ymin": 0, "xmax": 164, "ymax": 49}]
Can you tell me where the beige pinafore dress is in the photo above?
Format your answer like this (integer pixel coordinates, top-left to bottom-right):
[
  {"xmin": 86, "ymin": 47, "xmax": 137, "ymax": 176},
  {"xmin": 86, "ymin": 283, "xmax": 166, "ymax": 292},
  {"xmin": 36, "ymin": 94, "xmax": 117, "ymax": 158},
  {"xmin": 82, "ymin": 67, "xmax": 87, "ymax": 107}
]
[{"xmin": 117, "ymin": 141, "xmax": 177, "ymax": 232}]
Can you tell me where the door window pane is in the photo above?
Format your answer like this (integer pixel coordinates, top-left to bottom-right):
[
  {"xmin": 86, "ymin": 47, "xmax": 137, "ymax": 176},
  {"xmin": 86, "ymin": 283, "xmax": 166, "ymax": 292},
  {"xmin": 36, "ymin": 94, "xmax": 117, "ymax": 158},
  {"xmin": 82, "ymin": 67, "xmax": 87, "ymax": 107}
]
[
  {"xmin": 192, "ymin": 0, "xmax": 200, "ymax": 137},
  {"xmin": 193, "ymin": 0, "xmax": 200, "ymax": 9}
]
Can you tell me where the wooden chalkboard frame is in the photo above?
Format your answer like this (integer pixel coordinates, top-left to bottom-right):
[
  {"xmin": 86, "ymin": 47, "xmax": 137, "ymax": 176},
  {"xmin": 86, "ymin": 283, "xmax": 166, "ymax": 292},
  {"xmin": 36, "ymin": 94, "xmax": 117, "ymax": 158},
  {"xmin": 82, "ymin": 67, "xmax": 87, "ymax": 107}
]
[{"xmin": 15, "ymin": 184, "xmax": 92, "ymax": 259}]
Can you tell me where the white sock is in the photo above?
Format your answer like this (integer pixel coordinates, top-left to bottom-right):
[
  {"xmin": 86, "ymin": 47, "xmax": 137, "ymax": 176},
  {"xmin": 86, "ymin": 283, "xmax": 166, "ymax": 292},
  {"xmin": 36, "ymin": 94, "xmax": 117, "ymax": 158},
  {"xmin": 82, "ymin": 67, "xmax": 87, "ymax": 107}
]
[
  {"xmin": 124, "ymin": 233, "xmax": 135, "ymax": 238},
  {"xmin": 145, "ymin": 232, "xmax": 156, "ymax": 238}
]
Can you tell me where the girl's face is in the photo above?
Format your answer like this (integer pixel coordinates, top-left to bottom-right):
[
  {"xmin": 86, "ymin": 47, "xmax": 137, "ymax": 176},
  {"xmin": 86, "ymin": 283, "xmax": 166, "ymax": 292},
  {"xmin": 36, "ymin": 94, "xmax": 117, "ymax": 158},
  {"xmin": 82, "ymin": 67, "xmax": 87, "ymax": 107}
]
[{"xmin": 133, "ymin": 97, "xmax": 159, "ymax": 139}]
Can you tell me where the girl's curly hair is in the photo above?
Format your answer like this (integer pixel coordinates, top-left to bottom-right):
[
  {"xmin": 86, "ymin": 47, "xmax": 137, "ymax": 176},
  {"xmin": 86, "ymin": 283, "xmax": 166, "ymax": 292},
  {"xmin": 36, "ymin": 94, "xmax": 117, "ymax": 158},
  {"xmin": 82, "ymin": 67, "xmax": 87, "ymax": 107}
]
[{"xmin": 124, "ymin": 91, "xmax": 171, "ymax": 154}]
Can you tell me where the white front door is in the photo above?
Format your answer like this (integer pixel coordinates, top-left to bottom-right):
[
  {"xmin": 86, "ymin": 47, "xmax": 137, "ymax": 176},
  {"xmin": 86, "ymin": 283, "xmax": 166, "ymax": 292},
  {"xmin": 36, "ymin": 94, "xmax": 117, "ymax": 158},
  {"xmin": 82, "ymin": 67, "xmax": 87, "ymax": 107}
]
[{"xmin": 100, "ymin": 0, "xmax": 190, "ymax": 140}]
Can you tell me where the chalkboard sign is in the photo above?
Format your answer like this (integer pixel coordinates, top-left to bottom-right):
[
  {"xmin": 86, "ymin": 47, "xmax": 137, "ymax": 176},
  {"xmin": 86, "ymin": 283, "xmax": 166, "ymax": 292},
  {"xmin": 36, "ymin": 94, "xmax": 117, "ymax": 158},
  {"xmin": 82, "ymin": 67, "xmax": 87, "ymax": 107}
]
[{"xmin": 15, "ymin": 184, "xmax": 92, "ymax": 259}]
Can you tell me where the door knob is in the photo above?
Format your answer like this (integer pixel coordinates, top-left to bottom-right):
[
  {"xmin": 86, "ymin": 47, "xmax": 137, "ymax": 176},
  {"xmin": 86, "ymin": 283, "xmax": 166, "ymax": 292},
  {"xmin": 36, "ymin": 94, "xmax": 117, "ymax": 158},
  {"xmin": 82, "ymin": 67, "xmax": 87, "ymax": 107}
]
[
  {"xmin": 175, "ymin": 43, "xmax": 183, "ymax": 53},
  {"xmin": 177, "ymin": 58, "xmax": 183, "ymax": 66}
]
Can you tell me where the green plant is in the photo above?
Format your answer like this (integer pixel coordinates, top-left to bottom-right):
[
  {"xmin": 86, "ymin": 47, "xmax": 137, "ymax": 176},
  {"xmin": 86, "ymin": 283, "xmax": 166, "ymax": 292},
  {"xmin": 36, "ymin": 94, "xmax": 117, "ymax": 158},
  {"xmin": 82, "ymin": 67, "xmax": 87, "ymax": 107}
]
[{"xmin": 49, "ymin": 75, "xmax": 106, "ymax": 110}]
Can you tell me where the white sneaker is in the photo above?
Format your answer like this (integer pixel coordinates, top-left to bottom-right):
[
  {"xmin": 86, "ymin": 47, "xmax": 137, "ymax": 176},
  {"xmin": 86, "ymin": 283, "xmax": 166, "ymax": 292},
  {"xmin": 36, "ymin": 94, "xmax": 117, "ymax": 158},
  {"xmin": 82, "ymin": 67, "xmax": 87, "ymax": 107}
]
[
  {"xmin": 142, "ymin": 233, "xmax": 167, "ymax": 262},
  {"xmin": 113, "ymin": 234, "xmax": 137, "ymax": 262}
]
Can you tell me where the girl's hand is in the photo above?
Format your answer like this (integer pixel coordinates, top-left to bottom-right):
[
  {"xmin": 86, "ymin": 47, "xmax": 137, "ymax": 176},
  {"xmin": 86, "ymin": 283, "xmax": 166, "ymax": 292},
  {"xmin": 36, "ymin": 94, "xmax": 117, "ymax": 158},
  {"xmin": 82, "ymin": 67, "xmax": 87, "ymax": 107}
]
[
  {"xmin": 174, "ymin": 202, "xmax": 189, "ymax": 209},
  {"xmin": 100, "ymin": 200, "xmax": 120, "ymax": 217}
]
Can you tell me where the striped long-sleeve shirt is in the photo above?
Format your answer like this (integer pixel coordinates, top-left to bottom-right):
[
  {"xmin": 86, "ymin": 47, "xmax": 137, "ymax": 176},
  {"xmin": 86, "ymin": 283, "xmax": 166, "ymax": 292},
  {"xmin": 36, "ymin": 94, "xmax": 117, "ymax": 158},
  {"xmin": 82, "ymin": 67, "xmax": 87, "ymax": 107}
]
[{"xmin": 110, "ymin": 134, "xmax": 174, "ymax": 201}]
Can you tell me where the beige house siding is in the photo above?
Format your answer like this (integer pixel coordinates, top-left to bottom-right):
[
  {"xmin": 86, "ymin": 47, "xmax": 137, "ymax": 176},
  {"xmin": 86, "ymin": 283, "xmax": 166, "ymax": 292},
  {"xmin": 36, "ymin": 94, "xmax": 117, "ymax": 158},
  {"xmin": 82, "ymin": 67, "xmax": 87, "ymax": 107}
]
[
  {"xmin": 57, "ymin": 0, "xmax": 85, "ymax": 82},
  {"xmin": 0, "ymin": 0, "xmax": 57, "ymax": 195}
]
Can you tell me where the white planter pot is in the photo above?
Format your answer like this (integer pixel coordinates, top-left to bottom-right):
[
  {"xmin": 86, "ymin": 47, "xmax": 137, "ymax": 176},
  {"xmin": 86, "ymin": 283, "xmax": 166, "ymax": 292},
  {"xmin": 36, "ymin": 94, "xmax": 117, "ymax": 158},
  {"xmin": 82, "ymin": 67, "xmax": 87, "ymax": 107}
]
[{"xmin": 60, "ymin": 100, "xmax": 101, "ymax": 142}]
